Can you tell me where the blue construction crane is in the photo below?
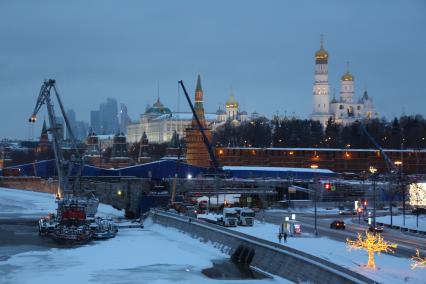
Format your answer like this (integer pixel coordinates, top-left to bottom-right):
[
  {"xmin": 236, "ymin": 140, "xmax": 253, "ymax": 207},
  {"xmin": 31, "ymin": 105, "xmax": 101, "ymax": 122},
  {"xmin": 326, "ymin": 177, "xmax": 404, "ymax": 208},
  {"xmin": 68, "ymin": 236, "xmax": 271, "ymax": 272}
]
[{"xmin": 357, "ymin": 120, "xmax": 399, "ymax": 174}]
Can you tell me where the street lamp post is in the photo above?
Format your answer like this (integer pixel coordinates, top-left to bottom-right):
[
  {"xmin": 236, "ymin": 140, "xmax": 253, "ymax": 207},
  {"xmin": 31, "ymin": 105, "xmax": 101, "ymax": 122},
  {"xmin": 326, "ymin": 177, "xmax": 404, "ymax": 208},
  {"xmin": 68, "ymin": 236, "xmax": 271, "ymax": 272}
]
[
  {"xmin": 314, "ymin": 180, "xmax": 318, "ymax": 236},
  {"xmin": 369, "ymin": 166, "xmax": 378, "ymax": 228},
  {"xmin": 373, "ymin": 176, "xmax": 376, "ymax": 228},
  {"xmin": 402, "ymin": 178, "xmax": 406, "ymax": 227},
  {"xmin": 400, "ymin": 137, "xmax": 405, "ymax": 227},
  {"xmin": 416, "ymin": 183, "xmax": 420, "ymax": 229}
]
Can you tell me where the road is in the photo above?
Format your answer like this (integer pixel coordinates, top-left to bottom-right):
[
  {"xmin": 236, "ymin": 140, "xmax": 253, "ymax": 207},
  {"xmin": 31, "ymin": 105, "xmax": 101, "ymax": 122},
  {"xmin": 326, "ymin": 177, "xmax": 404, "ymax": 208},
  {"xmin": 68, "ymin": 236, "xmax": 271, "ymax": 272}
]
[{"xmin": 260, "ymin": 210, "xmax": 426, "ymax": 258}]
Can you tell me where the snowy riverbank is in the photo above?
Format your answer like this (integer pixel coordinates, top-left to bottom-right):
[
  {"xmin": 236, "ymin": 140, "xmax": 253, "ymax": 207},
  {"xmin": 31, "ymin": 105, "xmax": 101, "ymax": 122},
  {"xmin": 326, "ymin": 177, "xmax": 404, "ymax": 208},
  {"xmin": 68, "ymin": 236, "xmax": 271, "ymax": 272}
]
[{"xmin": 0, "ymin": 188, "xmax": 290, "ymax": 284}]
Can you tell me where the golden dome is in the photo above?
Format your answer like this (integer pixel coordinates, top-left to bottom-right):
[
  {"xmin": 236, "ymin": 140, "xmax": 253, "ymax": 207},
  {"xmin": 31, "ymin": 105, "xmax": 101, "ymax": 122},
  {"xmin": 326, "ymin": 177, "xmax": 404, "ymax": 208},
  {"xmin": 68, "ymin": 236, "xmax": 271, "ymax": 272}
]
[
  {"xmin": 341, "ymin": 72, "xmax": 354, "ymax": 81},
  {"xmin": 315, "ymin": 47, "xmax": 328, "ymax": 61},
  {"xmin": 226, "ymin": 94, "xmax": 238, "ymax": 108}
]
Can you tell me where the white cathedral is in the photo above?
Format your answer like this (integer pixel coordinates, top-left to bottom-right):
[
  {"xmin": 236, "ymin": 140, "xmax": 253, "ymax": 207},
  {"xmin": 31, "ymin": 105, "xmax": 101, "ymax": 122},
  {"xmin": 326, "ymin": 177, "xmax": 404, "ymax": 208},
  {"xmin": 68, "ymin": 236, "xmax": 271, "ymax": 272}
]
[{"xmin": 311, "ymin": 39, "xmax": 377, "ymax": 126}]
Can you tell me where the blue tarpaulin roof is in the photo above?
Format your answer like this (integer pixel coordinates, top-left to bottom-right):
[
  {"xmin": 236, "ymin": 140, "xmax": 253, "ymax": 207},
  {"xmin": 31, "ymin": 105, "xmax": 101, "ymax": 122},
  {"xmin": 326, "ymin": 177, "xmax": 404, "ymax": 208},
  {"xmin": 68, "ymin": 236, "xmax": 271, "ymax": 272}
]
[
  {"xmin": 2, "ymin": 159, "xmax": 207, "ymax": 179},
  {"xmin": 2, "ymin": 160, "xmax": 336, "ymax": 180}
]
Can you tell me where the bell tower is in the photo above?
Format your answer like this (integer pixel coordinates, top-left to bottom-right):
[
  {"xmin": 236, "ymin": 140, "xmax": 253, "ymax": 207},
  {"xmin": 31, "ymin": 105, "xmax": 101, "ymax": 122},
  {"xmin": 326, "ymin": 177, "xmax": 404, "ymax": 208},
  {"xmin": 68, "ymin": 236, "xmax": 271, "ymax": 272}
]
[{"xmin": 311, "ymin": 35, "xmax": 331, "ymax": 126}]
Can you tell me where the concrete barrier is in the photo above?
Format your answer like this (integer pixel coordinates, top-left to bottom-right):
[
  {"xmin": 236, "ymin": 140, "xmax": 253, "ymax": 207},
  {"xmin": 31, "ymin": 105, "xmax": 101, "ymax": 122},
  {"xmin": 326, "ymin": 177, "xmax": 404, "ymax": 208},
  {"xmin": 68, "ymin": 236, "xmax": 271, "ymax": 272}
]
[
  {"xmin": 151, "ymin": 210, "xmax": 375, "ymax": 284},
  {"xmin": 0, "ymin": 177, "xmax": 57, "ymax": 193}
]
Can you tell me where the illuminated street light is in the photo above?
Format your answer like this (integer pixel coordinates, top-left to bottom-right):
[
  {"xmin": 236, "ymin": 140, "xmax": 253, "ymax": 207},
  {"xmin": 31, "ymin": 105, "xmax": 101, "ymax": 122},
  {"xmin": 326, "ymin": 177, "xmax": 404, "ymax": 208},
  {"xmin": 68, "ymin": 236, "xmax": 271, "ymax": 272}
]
[
  {"xmin": 369, "ymin": 166, "xmax": 377, "ymax": 174},
  {"xmin": 187, "ymin": 174, "xmax": 192, "ymax": 179}
]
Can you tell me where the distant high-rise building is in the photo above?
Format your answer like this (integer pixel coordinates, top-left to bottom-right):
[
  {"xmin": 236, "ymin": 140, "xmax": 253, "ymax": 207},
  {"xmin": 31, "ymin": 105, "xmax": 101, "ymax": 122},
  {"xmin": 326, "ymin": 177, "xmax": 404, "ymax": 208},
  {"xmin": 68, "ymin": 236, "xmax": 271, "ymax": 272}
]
[
  {"xmin": 90, "ymin": 110, "xmax": 101, "ymax": 134},
  {"xmin": 119, "ymin": 103, "xmax": 131, "ymax": 134},
  {"xmin": 66, "ymin": 109, "xmax": 77, "ymax": 140},
  {"xmin": 75, "ymin": 121, "xmax": 89, "ymax": 140},
  {"xmin": 55, "ymin": 116, "xmax": 65, "ymax": 142},
  {"xmin": 100, "ymin": 98, "xmax": 119, "ymax": 134}
]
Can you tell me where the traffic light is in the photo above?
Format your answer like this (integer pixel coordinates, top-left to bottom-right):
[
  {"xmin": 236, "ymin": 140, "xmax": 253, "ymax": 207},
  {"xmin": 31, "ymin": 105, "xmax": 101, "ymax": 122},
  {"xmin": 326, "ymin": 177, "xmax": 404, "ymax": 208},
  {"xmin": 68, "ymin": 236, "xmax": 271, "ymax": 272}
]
[
  {"xmin": 324, "ymin": 183, "xmax": 331, "ymax": 191},
  {"xmin": 357, "ymin": 207, "xmax": 363, "ymax": 214}
]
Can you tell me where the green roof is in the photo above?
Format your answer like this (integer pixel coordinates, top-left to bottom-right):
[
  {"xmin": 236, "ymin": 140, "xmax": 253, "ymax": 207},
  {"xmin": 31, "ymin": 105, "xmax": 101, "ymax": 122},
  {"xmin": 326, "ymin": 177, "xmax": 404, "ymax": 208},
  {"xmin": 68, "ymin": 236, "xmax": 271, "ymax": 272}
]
[{"xmin": 196, "ymin": 74, "xmax": 203, "ymax": 93}]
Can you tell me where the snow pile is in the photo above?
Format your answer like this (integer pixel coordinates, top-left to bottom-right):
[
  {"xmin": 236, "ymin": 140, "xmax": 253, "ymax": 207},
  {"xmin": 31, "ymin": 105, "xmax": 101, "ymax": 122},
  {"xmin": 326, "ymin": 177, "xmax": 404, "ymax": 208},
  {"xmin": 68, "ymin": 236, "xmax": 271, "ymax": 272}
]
[
  {"xmin": 230, "ymin": 221, "xmax": 426, "ymax": 284},
  {"xmin": 376, "ymin": 214, "xmax": 426, "ymax": 231}
]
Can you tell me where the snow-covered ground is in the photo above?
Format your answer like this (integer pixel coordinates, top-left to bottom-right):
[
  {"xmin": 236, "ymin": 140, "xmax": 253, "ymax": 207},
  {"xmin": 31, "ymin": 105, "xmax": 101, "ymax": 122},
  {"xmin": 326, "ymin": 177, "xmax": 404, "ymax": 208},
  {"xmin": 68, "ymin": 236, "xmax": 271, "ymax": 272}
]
[
  {"xmin": 0, "ymin": 188, "xmax": 290, "ymax": 284},
  {"xmin": 376, "ymin": 214, "xmax": 426, "ymax": 231},
  {"xmin": 230, "ymin": 221, "xmax": 426, "ymax": 284}
]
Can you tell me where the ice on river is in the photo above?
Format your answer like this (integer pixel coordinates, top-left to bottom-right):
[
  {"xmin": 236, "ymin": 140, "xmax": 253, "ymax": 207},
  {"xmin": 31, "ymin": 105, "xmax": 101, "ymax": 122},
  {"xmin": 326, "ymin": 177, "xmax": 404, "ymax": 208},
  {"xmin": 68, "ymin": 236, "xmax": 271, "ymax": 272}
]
[{"xmin": 0, "ymin": 188, "xmax": 290, "ymax": 284}]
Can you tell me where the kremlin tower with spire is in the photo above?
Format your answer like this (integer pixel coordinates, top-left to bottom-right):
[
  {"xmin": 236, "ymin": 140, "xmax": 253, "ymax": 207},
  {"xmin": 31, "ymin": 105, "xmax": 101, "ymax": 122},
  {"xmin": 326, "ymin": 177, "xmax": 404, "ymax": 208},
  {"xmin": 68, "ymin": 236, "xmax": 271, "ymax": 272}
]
[
  {"xmin": 35, "ymin": 120, "xmax": 51, "ymax": 154},
  {"xmin": 185, "ymin": 75, "xmax": 213, "ymax": 168}
]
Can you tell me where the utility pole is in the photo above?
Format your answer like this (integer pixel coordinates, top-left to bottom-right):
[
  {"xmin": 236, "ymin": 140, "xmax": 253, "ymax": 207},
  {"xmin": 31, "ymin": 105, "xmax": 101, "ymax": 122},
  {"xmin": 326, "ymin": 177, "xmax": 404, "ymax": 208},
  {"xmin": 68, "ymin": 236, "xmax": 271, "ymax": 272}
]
[
  {"xmin": 401, "ymin": 136, "xmax": 405, "ymax": 227},
  {"xmin": 389, "ymin": 177, "xmax": 393, "ymax": 227},
  {"xmin": 373, "ymin": 176, "xmax": 376, "ymax": 228},
  {"xmin": 369, "ymin": 166, "xmax": 378, "ymax": 228},
  {"xmin": 314, "ymin": 180, "xmax": 318, "ymax": 236},
  {"xmin": 416, "ymin": 183, "xmax": 419, "ymax": 229}
]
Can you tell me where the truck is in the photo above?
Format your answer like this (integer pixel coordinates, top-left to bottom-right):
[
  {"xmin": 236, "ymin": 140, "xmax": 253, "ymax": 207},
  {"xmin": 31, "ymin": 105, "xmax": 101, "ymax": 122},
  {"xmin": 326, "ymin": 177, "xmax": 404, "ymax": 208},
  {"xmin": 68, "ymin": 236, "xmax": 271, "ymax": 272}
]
[
  {"xmin": 216, "ymin": 208, "xmax": 238, "ymax": 227},
  {"xmin": 235, "ymin": 207, "xmax": 255, "ymax": 226}
]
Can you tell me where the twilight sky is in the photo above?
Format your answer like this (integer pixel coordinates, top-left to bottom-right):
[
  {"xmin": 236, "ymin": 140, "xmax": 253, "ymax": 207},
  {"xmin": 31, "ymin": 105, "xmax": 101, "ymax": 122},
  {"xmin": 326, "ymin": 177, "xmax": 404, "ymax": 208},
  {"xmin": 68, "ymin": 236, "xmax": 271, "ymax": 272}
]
[{"xmin": 0, "ymin": 0, "xmax": 425, "ymax": 139}]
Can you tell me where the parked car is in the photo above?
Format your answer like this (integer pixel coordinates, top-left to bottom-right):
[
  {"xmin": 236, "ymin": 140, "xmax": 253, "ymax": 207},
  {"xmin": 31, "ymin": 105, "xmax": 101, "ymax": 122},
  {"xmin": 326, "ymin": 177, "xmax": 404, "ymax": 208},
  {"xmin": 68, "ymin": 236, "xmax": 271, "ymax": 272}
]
[
  {"xmin": 330, "ymin": 220, "xmax": 346, "ymax": 230},
  {"xmin": 368, "ymin": 226, "xmax": 384, "ymax": 233}
]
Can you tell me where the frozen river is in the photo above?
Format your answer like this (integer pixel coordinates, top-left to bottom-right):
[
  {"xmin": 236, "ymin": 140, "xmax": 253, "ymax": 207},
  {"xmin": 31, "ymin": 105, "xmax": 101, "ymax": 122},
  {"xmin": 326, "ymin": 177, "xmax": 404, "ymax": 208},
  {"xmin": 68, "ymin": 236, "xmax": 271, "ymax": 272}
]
[{"xmin": 0, "ymin": 188, "xmax": 290, "ymax": 284}]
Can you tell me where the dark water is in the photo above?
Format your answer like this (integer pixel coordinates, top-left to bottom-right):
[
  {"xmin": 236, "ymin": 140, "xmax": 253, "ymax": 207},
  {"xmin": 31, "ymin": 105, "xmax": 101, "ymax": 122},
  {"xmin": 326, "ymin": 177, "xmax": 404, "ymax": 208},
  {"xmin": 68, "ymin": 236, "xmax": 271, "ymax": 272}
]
[
  {"xmin": 202, "ymin": 260, "xmax": 271, "ymax": 280},
  {"xmin": 0, "ymin": 219, "xmax": 57, "ymax": 260}
]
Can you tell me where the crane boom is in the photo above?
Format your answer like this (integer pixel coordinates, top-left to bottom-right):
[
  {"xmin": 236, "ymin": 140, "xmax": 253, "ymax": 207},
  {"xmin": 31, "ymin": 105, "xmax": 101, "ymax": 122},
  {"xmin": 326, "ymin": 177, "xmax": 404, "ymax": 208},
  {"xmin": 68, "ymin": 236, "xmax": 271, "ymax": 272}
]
[
  {"xmin": 357, "ymin": 120, "xmax": 398, "ymax": 174},
  {"xmin": 29, "ymin": 79, "xmax": 82, "ymax": 197},
  {"xmin": 178, "ymin": 80, "xmax": 220, "ymax": 172}
]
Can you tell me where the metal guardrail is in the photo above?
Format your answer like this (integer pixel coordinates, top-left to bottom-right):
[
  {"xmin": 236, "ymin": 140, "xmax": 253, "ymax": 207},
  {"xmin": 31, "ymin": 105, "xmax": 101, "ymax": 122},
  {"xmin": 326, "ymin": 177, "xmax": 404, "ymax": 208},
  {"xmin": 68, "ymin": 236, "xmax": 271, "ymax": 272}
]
[
  {"xmin": 376, "ymin": 222, "xmax": 426, "ymax": 235},
  {"xmin": 151, "ymin": 209, "xmax": 375, "ymax": 284}
]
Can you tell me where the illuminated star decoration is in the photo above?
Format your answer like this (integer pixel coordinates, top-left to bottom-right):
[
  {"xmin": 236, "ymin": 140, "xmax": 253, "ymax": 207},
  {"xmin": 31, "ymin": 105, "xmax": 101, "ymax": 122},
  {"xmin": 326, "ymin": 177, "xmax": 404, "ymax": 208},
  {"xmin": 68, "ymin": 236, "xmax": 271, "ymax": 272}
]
[{"xmin": 346, "ymin": 231, "xmax": 397, "ymax": 269}]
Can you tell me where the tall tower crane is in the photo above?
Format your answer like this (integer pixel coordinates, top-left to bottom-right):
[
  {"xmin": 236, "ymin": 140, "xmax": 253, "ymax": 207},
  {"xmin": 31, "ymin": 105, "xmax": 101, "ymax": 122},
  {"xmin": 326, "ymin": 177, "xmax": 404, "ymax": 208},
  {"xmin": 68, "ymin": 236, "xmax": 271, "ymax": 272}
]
[
  {"xmin": 29, "ymin": 79, "xmax": 82, "ymax": 198},
  {"xmin": 29, "ymin": 79, "xmax": 117, "ymax": 244}
]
